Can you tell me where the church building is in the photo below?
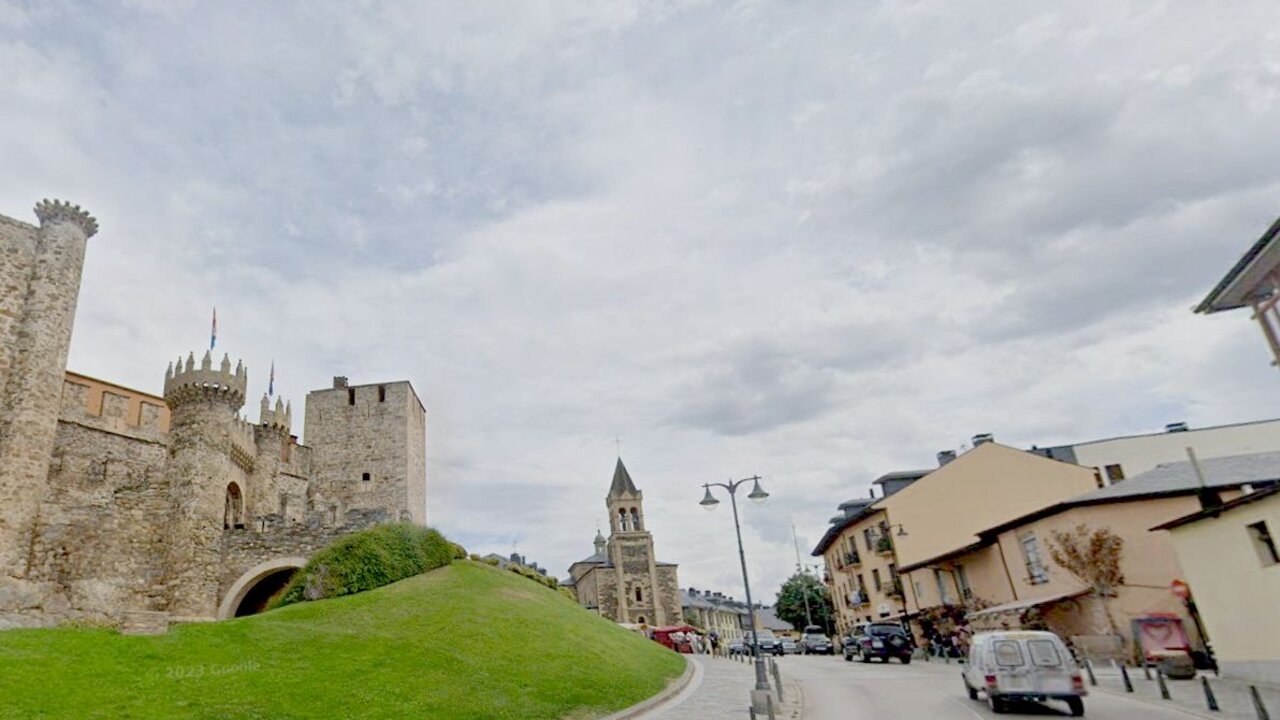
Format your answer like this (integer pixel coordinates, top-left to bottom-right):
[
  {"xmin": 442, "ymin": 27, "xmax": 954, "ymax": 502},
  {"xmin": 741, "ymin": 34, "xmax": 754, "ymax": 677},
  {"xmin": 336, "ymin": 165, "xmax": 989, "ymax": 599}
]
[{"xmin": 567, "ymin": 459, "xmax": 680, "ymax": 626}]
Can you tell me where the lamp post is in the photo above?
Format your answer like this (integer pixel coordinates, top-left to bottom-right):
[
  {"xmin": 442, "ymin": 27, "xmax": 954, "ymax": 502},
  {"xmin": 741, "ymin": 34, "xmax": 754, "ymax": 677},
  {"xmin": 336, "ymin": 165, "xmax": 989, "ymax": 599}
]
[{"xmin": 701, "ymin": 475, "xmax": 773, "ymax": 711}]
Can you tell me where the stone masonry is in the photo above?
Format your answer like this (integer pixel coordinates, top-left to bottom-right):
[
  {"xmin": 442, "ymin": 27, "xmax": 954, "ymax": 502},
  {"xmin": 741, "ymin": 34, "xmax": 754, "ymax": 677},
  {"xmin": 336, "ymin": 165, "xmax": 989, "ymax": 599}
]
[
  {"xmin": 0, "ymin": 200, "xmax": 429, "ymax": 629},
  {"xmin": 567, "ymin": 458, "xmax": 681, "ymax": 626}
]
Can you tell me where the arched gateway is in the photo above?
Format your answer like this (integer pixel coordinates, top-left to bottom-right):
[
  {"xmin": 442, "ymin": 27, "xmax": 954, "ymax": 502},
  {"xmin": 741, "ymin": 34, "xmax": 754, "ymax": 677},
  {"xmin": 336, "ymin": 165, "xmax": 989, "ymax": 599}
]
[{"xmin": 217, "ymin": 557, "xmax": 307, "ymax": 619}]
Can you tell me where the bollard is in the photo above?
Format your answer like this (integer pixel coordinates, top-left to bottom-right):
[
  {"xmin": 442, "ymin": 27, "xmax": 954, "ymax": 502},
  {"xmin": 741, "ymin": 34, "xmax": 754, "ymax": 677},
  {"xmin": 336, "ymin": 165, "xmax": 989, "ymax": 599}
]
[
  {"xmin": 770, "ymin": 659, "xmax": 785, "ymax": 703},
  {"xmin": 748, "ymin": 705, "xmax": 757, "ymax": 720},
  {"xmin": 1142, "ymin": 658, "xmax": 1153, "ymax": 681},
  {"xmin": 1157, "ymin": 669, "xmax": 1171, "ymax": 700},
  {"xmin": 766, "ymin": 694, "xmax": 777, "ymax": 720},
  {"xmin": 1121, "ymin": 663, "xmax": 1134, "ymax": 693},
  {"xmin": 1202, "ymin": 676, "xmax": 1219, "ymax": 712},
  {"xmin": 1251, "ymin": 686, "xmax": 1272, "ymax": 720},
  {"xmin": 1084, "ymin": 658, "xmax": 1098, "ymax": 687}
]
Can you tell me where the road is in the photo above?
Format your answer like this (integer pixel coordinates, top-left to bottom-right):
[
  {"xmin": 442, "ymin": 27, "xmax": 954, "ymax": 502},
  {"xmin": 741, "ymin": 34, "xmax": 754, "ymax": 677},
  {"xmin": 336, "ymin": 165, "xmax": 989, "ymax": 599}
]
[{"xmin": 781, "ymin": 655, "xmax": 1201, "ymax": 720}]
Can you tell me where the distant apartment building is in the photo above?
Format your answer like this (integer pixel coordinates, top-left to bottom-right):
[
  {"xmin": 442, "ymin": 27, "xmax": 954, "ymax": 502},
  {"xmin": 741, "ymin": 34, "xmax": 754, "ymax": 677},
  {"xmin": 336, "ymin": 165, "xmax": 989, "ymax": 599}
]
[
  {"xmin": 1031, "ymin": 418, "xmax": 1280, "ymax": 487},
  {"xmin": 681, "ymin": 588, "xmax": 747, "ymax": 642}
]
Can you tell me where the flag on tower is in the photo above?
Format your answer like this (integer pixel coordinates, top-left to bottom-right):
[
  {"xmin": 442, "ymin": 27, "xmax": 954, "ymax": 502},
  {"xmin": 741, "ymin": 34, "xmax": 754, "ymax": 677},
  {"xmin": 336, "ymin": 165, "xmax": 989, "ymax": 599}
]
[
  {"xmin": 210, "ymin": 308, "xmax": 217, "ymax": 350},
  {"xmin": 268, "ymin": 361, "xmax": 275, "ymax": 397}
]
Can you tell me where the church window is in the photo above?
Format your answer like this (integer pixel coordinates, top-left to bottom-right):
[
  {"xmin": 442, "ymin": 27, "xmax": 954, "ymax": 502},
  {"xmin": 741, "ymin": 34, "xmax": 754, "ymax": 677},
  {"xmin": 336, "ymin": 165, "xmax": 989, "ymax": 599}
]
[
  {"xmin": 631, "ymin": 508, "xmax": 641, "ymax": 531},
  {"xmin": 224, "ymin": 482, "xmax": 244, "ymax": 530},
  {"xmin": 619, "ymin": 508, "xmax": 629, "ymax": 531},
  {"xmin": 378, "ymin": 385, "xmax": 386, "ymax": 402},
  {"xmin": 362, "ymin": 472, "xmax": 371, "ymax": 482},
  {"xmin": 279, "ymin": 493, "xmax": 288, "ymax": 519},
  {"xmin": 329, "ymin": 505, "xmax": 338, "ymax": 525},
  {"xmin": 637, "ymin": 616, "xmax": 646, "ymax": 624},
  {"xmin": 635, "ymin": 587, "xmax": 643, "ymax": 602},
  {"xmin": 348, "ymin": 388, "xmax": 356, "ymax": 405}
]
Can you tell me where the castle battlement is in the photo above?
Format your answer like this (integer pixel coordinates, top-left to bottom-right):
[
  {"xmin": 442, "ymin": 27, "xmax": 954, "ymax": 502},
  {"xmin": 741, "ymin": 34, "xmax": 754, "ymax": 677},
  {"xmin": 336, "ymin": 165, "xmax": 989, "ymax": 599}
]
[
  {"xmin": 257, "ymin": 394, "xmax": 292, "ymax": 433},
  {"xmin": 164, "ymin": 351, "xmax": 247, "ymax": 409},
  {"xmin": 33, "ymin": 199, "xmax": 98, "ymax": 238},
  {"xmin": 229, "ymin": 416, "xmax": 257, "ymax": 472}
]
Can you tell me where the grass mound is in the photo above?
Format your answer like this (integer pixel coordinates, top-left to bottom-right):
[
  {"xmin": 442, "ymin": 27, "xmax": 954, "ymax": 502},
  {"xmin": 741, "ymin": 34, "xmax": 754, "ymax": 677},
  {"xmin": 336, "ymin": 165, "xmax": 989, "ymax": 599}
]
[
  {"xmin": 273, "ymin": 522, "xmax": 457, "ymax": 607},
  {"xmin": 0, "ymin": 561, "xmax": 685, "ymax": 720}
]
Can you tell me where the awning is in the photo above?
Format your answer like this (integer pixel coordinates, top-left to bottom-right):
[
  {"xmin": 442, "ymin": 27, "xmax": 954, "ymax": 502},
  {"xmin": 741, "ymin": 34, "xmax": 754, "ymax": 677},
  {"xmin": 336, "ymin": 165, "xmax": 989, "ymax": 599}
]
[{"xmin": 968, "ymin": 589, "xmax": 1088, "ymax": 618}]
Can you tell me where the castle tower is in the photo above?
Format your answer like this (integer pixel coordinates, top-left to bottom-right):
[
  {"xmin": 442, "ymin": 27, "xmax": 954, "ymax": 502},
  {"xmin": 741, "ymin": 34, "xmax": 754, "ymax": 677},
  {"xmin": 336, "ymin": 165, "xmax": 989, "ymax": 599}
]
[
  {"xmin": 0, "ymin": 200, "xmax": 97, "ymax": 577},
  {"xmin": 303, "ymin": 377, "xmax": 427, "ymax": 526},
  {"xmin": 161, "ymin": 350, "xmax": 248, "ymax": 618},
  {"xmin": 249, "ymin": 393, "xmax": 294, "ymax": 523},
  {"xmin": 605, "ymin": 458, "xmax": 667, "ymax": 625}
]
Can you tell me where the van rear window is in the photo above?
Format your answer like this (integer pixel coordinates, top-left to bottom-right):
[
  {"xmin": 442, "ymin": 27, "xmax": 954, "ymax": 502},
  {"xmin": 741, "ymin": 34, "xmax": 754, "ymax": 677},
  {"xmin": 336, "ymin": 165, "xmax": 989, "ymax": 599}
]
[
  {"xmin": 993, "ymin": 640, "xmax": 1025, "ymax": 666},
  {"xmin": 1028, "ymin": 639, "xmax": 1062, "ymax": 666}
]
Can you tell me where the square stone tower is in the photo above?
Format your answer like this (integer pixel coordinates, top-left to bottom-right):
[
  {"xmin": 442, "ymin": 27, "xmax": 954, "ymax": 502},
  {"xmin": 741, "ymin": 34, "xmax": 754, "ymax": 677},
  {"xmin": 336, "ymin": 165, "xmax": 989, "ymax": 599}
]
[{"xmin": 303, "ymin": 377, "xmax": 427, "ymax": 525}]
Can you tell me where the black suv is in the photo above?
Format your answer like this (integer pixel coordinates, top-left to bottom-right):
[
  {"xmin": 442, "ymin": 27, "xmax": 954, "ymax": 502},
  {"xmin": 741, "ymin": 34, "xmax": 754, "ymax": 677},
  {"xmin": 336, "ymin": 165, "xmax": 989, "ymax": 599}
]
[
  {"xmin": 801, "ymin": 633, "xmax": 834, "ymax": 655},
  {"xmin": 844, "ymin": 622, "xmax": 913, "ymax": 664}
]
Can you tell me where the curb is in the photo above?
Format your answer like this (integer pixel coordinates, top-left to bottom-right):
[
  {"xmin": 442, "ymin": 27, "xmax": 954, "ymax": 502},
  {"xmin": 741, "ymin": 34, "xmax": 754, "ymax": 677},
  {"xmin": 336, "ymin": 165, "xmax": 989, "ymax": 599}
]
[
  {"xmin": 601, "ymin": 655, "xmax": 698, "ymax": 720},
  {"xmin": 1090, "ymin": 682, "xmax": 1221, "ymax": 720}
]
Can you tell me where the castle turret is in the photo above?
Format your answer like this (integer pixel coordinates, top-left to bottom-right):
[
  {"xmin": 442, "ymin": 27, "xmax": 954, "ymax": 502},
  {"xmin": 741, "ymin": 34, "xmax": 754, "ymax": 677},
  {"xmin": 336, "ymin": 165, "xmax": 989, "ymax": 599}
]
[
  {"xmin": 0, "ymin": 200, "xmax": 97, "ymax": 577},
  {"xmin": 161, "ymin": 350, "xmax": 247, "ymax": 618}
]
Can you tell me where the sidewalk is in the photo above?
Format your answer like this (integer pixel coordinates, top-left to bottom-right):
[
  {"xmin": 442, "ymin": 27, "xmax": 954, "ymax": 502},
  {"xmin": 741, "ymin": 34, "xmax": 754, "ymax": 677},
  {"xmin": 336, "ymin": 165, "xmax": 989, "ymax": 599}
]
[
  {"xmin": 639, "ymin": 655, "xmax": 802, "ymax": 720},
  {"xmin": 1089, "ymin": 662, "xmax": 1280, "ymax": 719}
]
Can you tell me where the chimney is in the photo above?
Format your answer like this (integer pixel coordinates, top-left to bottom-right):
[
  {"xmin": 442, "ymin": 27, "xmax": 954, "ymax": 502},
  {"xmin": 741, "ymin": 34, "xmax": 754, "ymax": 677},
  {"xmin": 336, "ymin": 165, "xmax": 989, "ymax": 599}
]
[
  {"xmin": 1165, "ymin": 422, "xmax": 1189, "ymax": 433},
  {"xmin": 332, "ymin": 376, "xmax": 349, "ymax": 388},
  {"xmin": 972, "ymin": 433, "xmax": 994, "ymax": 447},
  {"xmin": 937, "ymin": 450, "xmax": 957, "ymax": 466}
]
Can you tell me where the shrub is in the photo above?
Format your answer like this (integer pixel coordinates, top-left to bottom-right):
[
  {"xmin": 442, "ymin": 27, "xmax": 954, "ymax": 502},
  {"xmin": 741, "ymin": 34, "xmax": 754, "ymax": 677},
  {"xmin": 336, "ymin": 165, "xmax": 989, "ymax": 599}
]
[
  {"xmin": 272, "ymin": 523, "xmax": 454, "ymax": 608},
  {"xmin": 450, "ymin": 542, "xmax": 468, "ymax": 560}
]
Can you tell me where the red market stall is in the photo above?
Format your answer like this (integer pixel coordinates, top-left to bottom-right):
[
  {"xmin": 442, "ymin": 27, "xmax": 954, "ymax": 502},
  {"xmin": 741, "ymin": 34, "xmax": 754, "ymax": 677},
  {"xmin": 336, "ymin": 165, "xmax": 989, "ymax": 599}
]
[{"xmin": 652, "ymin": 625, "xmax": 699, "ymax": 653}]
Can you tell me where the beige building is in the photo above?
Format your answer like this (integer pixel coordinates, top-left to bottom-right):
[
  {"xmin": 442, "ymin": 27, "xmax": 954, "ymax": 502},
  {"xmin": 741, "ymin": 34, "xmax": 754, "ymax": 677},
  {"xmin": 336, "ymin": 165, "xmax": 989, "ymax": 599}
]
[
  {"xmin": 567, "ymin": 459, "xmax": 681, "ymax": 626},
  {"xmin": 1032, "ymin": 418, "xmax": 1280, "ymax": 486},
  {"xmin": 682, "ymin": 588, "xmax": 747, "ymax": 642},
  {"xmin": 0, "ymin": 200, "xmax": 428, "ymax": 630},
  {"xmin": 1155, "ymin": 485, "xmax": 1280, "ymax": 684},
  {"xmin": 903, "ymin": 451, "xmax": 1280, "ymax": 660},
  {"xmin": 814, "ymin": 497, "xmax": 910, "ymax": 636}
]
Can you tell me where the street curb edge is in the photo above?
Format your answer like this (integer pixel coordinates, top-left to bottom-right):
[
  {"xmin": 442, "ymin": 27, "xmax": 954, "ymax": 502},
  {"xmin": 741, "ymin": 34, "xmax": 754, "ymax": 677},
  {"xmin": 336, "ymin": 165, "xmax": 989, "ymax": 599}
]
[{"xmin": 600, "ymin": 655, "xmax": 696, "ymax": 720}]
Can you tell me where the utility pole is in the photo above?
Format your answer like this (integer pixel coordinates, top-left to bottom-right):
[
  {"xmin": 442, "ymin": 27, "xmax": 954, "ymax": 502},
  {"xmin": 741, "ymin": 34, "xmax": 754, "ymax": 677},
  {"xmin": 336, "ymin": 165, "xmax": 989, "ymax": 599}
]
[{"xmin": 792, "ymin": 524, "xmax": 813, "ymax": 628}]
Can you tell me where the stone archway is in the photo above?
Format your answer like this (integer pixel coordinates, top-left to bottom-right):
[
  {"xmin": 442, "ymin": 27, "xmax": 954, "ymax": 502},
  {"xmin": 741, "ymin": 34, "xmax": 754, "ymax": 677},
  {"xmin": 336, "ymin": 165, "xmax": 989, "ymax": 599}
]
[{"xmin": 217, "ymin": 557, "xmax": 307, "ymax": 620}]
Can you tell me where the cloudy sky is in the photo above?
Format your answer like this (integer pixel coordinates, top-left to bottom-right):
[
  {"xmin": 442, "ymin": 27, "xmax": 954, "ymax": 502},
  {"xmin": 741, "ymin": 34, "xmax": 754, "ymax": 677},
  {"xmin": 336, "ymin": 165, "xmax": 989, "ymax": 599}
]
[{"xmin": 5, "ymin": 0, "xmax": 1280, "ymax": 602}]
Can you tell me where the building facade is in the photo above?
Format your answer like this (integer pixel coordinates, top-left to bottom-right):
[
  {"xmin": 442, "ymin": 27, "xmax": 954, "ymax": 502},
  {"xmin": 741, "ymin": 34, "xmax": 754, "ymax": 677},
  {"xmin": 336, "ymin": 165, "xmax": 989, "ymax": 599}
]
[
  {"xmin": 0, "ymin": 200, "xmax": 428, "ymax": 630},
  {"xmin": 567, "ymin": 459, "xmax": 680, "ymax": 626}
]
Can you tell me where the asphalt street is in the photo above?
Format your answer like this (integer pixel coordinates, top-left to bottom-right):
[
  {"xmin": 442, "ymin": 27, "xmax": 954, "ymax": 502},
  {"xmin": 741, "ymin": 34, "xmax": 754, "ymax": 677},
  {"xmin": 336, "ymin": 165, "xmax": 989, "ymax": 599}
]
[{"xmin": 781, "ymin": 654, "xmax": 1203, "ymax": 720}]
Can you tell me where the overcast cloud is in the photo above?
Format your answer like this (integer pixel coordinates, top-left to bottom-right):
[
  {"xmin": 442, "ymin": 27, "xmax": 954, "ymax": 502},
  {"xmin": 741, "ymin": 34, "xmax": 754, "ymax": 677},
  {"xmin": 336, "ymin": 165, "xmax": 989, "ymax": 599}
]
[{"xmin": 4, "ymin": 0, "xmax": 1280, "ymax": 601}]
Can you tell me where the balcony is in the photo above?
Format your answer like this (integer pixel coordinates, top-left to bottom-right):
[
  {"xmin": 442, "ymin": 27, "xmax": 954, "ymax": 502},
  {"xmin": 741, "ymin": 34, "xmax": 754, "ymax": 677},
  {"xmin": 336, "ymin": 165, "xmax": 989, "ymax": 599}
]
[
  {"xmin": 843, "ymin": 551, "xmax": 862, "ymax": 569},
  {"xmin": 847, "ymin": 590, "xmax": 869, "ymax": 608},
  {"xmin": 875, "ymin": 535, "xmax": 894, "ymax": 556},
  {"xmin": 884, "ymin": 578, "xmax": 904, "ymax": 599}
]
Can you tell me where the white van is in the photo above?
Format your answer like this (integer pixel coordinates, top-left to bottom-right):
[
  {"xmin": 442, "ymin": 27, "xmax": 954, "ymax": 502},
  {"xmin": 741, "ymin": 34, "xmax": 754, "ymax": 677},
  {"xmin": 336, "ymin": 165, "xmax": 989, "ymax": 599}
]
[{"xmin": 961, "ymin": 630, "xmax": 1086, "ymax": 716}]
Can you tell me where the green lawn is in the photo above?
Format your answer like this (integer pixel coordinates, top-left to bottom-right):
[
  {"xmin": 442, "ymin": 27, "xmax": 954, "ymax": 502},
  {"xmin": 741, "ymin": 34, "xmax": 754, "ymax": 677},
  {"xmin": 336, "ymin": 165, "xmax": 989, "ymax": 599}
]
[{"xmin": 0, "ymin": 561, "xmax": 685, "ymax": 719}]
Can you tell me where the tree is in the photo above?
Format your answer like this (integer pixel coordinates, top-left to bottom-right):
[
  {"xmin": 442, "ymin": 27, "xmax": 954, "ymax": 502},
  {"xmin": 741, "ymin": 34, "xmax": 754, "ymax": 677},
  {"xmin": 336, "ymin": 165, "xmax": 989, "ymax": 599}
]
[
  {"xmin": 1047, "ymin": 524, "xmax": 1125, "ymax": 636},
  {"xmin": 774, "ymin": 572, "xmax": 835, "ymax": 634}
]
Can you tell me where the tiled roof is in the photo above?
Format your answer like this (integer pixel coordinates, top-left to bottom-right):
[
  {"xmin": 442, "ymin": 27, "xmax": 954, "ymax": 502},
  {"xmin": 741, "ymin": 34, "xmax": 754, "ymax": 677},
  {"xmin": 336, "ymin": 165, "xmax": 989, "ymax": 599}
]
[
  {"xmin": 1152, "ymin": 485, "xmax": 1280, "ymax": 531},
  {"xmin": 1196, "ymin": 215, "xmax": 1280, "ymax": 313},
  {"xmin": 979, "ymin": 450, "xmax": 1280, "ymax": 538}
]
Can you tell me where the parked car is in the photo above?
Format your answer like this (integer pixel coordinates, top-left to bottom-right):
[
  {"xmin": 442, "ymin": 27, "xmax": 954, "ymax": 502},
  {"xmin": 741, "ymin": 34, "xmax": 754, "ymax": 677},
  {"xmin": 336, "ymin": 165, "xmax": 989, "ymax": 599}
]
[
  {"xmin": 961, "ymin": 630, "xmax": 1086, "ymax": 716},
  {"xmin": 780, "ymin": 638, "xmax": 800, "ymax": 655},
  {"xmin": 847, "ymin": 622, "xmax": 913, "ymax": 664},
  {"xmin": 745, "ymin": 630, "xmax": 783, "ymax": 656},
  {"xmin": 801, "ymin": 632, "xmax": 834, "ymax": 655},
  {"xmin": 727, "ymin": 639, "xmax": 745, "ymax": 656}
]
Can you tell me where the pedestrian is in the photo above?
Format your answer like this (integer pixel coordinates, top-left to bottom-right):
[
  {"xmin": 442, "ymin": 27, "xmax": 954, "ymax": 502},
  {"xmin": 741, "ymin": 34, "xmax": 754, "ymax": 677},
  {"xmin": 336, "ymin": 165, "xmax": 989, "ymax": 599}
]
[{"xmin": 710, "ymin": 631, "xmax": 720, "ymax": 657}]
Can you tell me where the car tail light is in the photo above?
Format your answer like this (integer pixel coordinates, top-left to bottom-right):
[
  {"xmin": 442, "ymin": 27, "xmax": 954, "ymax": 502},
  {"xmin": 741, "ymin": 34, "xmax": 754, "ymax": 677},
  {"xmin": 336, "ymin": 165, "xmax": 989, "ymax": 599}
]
[
  {"xmin": 1072, "ymin": 673, "xmax": 1086, "ymax": 694},
  {"xmin": 984, "ymin": 674, "xmax": 998, "ymax": 688}
]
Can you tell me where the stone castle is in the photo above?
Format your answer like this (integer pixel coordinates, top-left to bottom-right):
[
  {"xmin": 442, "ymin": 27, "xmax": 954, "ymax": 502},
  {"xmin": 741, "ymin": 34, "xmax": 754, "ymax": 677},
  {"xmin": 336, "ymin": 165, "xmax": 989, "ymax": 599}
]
[
  {"xmin": 567, "ymin": 459, "xmax": 680, "ymax": 626},
  {"xmin": 0, "ymin": 200, "xmax": 426, "ymax": 630}
]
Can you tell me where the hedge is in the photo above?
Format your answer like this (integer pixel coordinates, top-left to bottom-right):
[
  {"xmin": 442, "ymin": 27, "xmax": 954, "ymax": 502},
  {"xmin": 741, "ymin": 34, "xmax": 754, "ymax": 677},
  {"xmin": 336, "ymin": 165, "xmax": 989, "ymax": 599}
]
[{"xmin": 272, "ymin": 523, "xmax": 456, "ymax": 608}]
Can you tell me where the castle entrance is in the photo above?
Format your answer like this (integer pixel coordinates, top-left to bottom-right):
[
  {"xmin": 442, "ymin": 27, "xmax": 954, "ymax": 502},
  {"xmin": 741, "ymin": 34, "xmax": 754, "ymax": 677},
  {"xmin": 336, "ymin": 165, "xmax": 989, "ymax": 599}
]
[{"xmin": 218, "ymin": 557, "xmax": 307, "ymax": 619}]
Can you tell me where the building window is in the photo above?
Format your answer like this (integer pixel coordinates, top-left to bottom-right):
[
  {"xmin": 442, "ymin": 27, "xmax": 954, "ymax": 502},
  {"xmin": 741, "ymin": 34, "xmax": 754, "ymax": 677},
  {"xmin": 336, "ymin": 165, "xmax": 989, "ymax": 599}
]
[
  {"xmin": 619, "ymin": 508, "xmax": 629, "ymax": 531},
  {"xmin": 956, "ymin": 565, "xmax": 972, "ymax": 600},
  {"xmin": 635, "ymin": 587, "xmax": 643, "ymax": 602},
  {"xmin": 348, "ymin": 388, "xmax": 356, "ymax": 405},
  {"xmin": 856, "ymin": 573, "xmax": 865, "ymax": 593},
  {"xmin": 1104, "ymin": 464, "xmax": 1125, "ymax": 483},
  {"xmin": 329, "ymin": 505, "xmax": 338, "ymax": 524},
  {"xmin": 1247, "ymin": 521, "xmax": 1280, "ymax": 565},
  {"xmin": 935, "ymin": 569, "xmax": 950, "ymax": 605},
  {"xmin": 362, "ymin": 472, "xmax": 371, "ymax": 482},
  {"xmin": 863, "ymin": 528, "xmax": 875, "ymax": 552},
  {"xmin": 224, "ymin": 482, "xmax": 244, "ymax": 530},
  {"xmin": 1020, "ymin": 533, "xmax": 1049, "ymax": 584},
  {"xmin": 378, "ymin": 385, "xmax": 386, "ymax": 402},
  {"xmin": 637, "ymin": 616, "xmax": 646, "ymax": 624},
  {"xmin": 872, "ymin": 569, "xmax": 882, "ymax": 591},
  {"xmin": 631, "ymin": 508, "xmax": 642, "ymax": 531},
  {"xmin": 279, "ymin": 493, "xmax": 288, "ymax": 519}
]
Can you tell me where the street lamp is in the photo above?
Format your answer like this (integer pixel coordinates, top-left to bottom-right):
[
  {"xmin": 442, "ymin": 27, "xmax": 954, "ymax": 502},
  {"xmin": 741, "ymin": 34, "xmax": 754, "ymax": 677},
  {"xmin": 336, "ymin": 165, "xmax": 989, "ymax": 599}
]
[{"xmin": 701, "ymin": 475, "xmax": 773, "ymax": 711}]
